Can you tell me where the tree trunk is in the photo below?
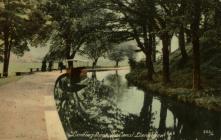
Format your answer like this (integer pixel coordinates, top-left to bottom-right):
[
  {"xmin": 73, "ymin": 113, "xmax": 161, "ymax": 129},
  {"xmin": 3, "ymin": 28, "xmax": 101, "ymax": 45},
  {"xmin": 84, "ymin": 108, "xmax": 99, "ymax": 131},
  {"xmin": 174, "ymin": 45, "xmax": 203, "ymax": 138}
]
[
  {"xmin": 115, "ymin": 61, "xmax": 119, "ymax": 67},
  {"xmin": 92, "ymin": 71, "xmax": 97, "ymax": 79},
  {"xmin": 41, "ymin": 60, "xmax": 47, "ymax": 72},
  {"xmin": 67, "ymin": 61, "xmax": 73, "ymax": 68},
  {"xmin": 145, "ymin": 54, "xmax": 154, "ymax": 81},
  {"xmin": 66, "ymin": 47, "xmax": 73, "ymax": 68},
  {"xmin": 3, "ymin": 52, "xmax": 10, "ymax": 77},
  {"xmin": 214, "ymin": 0, "xmax": 221, "ymax": 27},
  {"xmin": 148, "ymin": 27, "xmax": 155, "ymax": 75},
  {"xmin": 191, "ymin": 0, "xmax": 201, "ymax": 90},
  {"xmin": 158, "ymin": 99, "xmax": 167, "ymax": 137},
  {"xmin": 152, "ymin": 34, "xmax": 157, "ymax": 62},
  {"xmin": 143, "ymin": 24, "xmax": 154, "ymax": 81},
  {"xmin": 140, "ymin": 93, "xmax": 153, "ymax": 133},
  {"xmin": 162, "ymin": 33, "xmax": 171, "ymax": 84},
  {"xmin": 66, "ymin": 50, "xmax": 76, "ymax": 69},
  {"xmin": 179, "ymin": 24, "xmax": 188, "ymax": 60},
  {"xmin": 214, "ymin": 0, "xmax": 221, "ymax": 41},
  {"xmin": 192, "ymin": 35, "xmax": 201, "ymax": 90},
  {"xmin": 3, "ymin": 31, "xmax": 10, "ymax": 77},
  {"xmin": 185, "ymin": 30, "xmax": 192, "ymax": 44},
  {"xmin": 92, "ymin": 58, "xmax": 98, "ymax": 69}
]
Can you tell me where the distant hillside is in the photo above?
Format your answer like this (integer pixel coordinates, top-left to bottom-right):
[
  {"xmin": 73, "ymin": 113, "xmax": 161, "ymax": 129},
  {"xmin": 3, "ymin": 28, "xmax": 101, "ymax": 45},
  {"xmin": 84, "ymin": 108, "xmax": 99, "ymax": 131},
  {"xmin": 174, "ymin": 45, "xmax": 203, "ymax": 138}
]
[{"xmin": 10, "ymin": 47, "xmax": 49, "ymax": 63}]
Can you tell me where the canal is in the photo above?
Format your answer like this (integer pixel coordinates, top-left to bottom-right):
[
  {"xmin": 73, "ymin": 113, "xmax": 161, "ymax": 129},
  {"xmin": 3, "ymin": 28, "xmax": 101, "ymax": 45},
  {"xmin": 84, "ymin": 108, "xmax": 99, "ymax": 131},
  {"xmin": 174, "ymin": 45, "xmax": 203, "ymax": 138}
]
[{"xmin": 54, "ymin": 69, "xmax": 221, "ymax": 140}]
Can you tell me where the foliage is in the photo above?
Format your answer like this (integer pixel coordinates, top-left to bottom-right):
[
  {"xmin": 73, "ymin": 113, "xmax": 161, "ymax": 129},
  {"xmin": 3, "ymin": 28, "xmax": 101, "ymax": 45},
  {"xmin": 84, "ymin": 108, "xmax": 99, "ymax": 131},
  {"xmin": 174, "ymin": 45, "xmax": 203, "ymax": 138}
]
[
  {"xmin": 0, "ymin": 0, "xmax": 47, "ymax": 76},
  {"xmin": 79, "ymin": 36, "xmax": 113, "ymax": 68},
  {"xmin": 54, "ymin": 77, "xmax": 128, "ymax": 136},
  {"xmin": 108, "ymin": 47, "xmax": 125, "ymax": 67},
  {"xmin": 41, "ymin": 0, "xmax": 123, "ymax": 62},
  {"xmin": 108, "ymin": 0, "xmax": 221, "ymax": 89},
  {"xmin": 1, "ymin": 0, "xmax": 220, "ymax": 90},
  {"xmin": 0, "ymin": 0, "xmax": 46, "ymax": 55},
  {"xmin": 108, "ymin": 44, "xmax": 136, "ymax": 67}
]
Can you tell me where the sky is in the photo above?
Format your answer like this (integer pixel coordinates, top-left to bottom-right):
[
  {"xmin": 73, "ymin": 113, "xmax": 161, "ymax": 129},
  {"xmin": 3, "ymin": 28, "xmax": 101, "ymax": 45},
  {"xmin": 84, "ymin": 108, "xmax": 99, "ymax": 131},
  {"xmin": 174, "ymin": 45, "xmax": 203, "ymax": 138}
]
[
  {"xmin": 10, "ymin": 46, "xmax": 49, "ymax": 63},
  {"xmin": 10, "ymin": 36, "xmax": 179, "ymax": 64}
]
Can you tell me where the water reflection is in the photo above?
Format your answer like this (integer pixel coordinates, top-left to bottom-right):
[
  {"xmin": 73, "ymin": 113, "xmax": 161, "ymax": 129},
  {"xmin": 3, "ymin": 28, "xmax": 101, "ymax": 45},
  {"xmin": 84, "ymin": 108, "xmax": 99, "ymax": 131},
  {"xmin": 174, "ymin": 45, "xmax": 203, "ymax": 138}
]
[{"xmin": 54, "ymin": 70, "xmax": 221, "ymax": 140}]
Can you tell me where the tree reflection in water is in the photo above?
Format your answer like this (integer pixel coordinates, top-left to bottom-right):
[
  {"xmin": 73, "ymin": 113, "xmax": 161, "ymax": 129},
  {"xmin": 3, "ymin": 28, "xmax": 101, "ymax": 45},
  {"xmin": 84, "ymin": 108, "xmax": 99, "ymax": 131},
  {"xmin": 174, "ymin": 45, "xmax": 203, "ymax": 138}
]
[
  {"xmin": 54, "ymin": 71, "xmax": 221, "ymax": 140},
  {"xmin": 54, "ymin": 73, "xmax": 128, "ymax": 139},
  {"xmin": 105, "ymin": 71, "xmax": 126, "ymax": 100}
]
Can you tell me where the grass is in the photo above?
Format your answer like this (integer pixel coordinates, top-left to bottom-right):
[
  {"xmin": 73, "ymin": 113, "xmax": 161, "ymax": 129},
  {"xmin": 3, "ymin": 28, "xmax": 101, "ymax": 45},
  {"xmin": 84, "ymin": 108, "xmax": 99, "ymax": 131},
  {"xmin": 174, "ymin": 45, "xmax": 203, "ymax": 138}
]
[
  {"xmin": 0, "ymin": 62, "xmax": 42, "ymax": 76},
  {"xmin": 126, "ymin": 44, "xmax": 221, "ymax": 111},
  {"xmin": 150, "ymin": 44, "xmax": 221, "ymax": 89},
  {"xmin": 0, "ymin": 76, "xmax": 22, "ymax": 87},
  {"xmin": 126, "ymin": 69, "xmax": 221, "ymax": 111},
  {"xmin": 0, "ymin": 62, "xmax": 42, "ymax": 86}
]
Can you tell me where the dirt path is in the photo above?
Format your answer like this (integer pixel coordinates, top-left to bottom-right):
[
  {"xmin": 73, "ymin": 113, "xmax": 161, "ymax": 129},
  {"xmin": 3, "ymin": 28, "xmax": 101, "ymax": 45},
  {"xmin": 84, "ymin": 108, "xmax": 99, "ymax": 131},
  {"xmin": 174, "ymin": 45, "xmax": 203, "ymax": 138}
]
[{"xmin": 0, "ymin": 72, "xmax": 67, "ymax": 140}]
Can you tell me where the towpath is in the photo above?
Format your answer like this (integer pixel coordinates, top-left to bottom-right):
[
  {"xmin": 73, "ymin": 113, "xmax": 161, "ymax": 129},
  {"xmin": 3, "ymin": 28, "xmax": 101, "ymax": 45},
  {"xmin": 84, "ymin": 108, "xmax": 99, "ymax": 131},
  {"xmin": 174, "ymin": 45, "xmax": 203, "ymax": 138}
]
[{"xmin": 0, "ymin": 72, "xmax": 67, "ymax": 140}]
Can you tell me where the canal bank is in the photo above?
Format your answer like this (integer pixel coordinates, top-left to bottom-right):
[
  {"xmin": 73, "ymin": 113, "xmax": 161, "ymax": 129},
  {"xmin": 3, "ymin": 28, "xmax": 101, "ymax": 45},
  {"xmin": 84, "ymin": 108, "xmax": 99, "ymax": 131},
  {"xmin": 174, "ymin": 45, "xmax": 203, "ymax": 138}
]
[
  {"xmin": 0, "ymin": 72, "xmax": 67, "ymax": 140},
  {"xmin": 126, "ymin": 69, "xmax": 221, "ymax": 112},
  {"xmin": 126, "ymin": 45, "xmax": 221, "ymax": 112}
]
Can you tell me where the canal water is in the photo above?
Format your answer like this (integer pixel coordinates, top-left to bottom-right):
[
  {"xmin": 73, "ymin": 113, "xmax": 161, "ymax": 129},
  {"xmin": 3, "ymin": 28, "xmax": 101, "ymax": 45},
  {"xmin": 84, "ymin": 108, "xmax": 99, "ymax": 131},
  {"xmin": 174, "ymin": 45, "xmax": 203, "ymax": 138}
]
[{"xmin": 54, "ymin": 69, "xmax": 221, "ymax": 140}]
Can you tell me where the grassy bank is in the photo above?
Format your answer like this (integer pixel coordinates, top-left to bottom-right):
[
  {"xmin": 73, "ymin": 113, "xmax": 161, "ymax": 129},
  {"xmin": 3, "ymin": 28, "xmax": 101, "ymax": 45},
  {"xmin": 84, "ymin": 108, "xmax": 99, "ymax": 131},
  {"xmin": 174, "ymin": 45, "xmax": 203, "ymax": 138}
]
[
  {"xmin": 0, "ymin": 62, "xmax": 41, "ymax": 86},
  {"xmin": 126, "ymin": 45, "xmax": 221, "ymax": 111},
  {"xmin": 0, "ymin": 62, "xmax": 42, "ymax": 76},
  {"xmin": 0, "ymin": 76, "xmax": 22, "ymax": 87}
]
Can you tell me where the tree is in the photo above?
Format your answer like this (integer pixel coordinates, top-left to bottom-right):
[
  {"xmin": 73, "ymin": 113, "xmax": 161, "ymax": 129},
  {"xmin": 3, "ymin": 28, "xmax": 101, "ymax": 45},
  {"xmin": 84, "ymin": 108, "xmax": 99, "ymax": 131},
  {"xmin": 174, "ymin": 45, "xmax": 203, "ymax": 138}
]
[
  {"xmin": 0, "ymin": 45, "xmax": 3, "ymax": 62},
  {"xmin": 172, "ymin": 0, "xmax": 220, "ymax": 90},
  {"xmin": 109, "ymin": 0, "xmax": 156, "ymax": 81},
  {"xmin": 43, "ymin": 0, "xmax": 92, "ymax": 68},
  {"xmin": 0, "ymin": 0, "xmax": 45, "ymax": 77},
  {"xmin": 108, "ymin": 47, "xmax": 125, "ymax": 67},
  {"xmin": 154, "ymin": 0, "xmax": 183, "ymax": 84},
  {"xmin": 109, "ymin": 0, "xmax": 185, "ymax": 83},
  {"xmin": 44, "ymin": 36, "xmax": 68, "ymax": 62},
  {"xmin": 188, "ymin": 0, "xmax": 203, "ymax": 90},
  {"xmin": 200, "ymin": 0, "xmax": 221, "ymax": 46},
  {"xmin": 42, "ymin": 0, "xmax": 120, "ymax": 68},
  {"xmin": 41, "ymin": 59, "xmax": 47, "ymax": 72},
  {"xmin": 79, "ymin": 38, "xmax": 111, "ymax": 69},
  {"xmin": 107, "ymin": 0, "xmax": 218, "ymax": 88},
  {"xmin": 175, "ymin": 0, "xmax": 188, "ymax": 60}
]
